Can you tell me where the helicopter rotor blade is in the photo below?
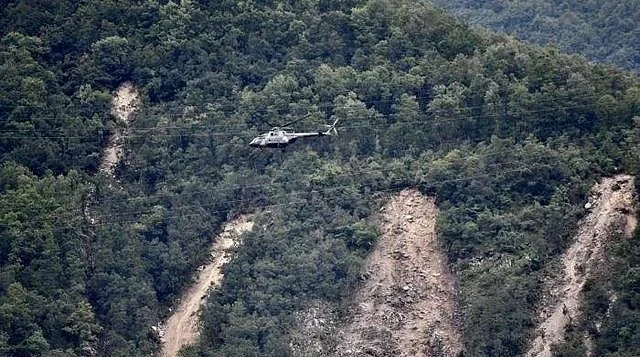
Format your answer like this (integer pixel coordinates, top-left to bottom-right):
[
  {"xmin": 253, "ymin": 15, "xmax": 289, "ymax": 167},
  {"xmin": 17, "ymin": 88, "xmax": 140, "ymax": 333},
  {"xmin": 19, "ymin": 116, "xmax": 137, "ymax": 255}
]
[
  {"xmin": 251, "ymin": 113, "xmax": 277, "ymax": 128},
  {"xmin": 280, "ymin": 117, "xmax": 303, "ymax": 128},
  {"xmin": 254, "ymin": 112, "xmax": 315, "ymax": 129},
  {"xmin": 280, "ymin": 112, "xmax": 314, "ymax": 128}
]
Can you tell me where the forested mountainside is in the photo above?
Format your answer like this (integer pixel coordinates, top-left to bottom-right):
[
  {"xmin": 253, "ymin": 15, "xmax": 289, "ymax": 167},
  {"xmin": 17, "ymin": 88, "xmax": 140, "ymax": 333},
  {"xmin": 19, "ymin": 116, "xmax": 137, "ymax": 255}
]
[
  {"xmin": 432, "ymin": 0, "xmax": 640, "ymax": 73},
  {"xmin": 1, "ymin": 1, "xmax": 639, "ymax": 356}
]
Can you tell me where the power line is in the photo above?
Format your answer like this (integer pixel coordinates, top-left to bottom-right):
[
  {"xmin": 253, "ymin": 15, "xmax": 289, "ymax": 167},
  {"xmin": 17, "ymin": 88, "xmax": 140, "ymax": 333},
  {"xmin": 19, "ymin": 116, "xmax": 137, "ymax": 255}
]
[
  {"xmin": 0, "ymin": 100, "xmax": 620, "ymax": 139},
  {"xmin": 0, "ymin": 110, "xmax": 611, "ymax": 233},
  {"xmin": 0, "ymin": 115, "xmax": 602, "ymax": 224},
  {"xmin": 89, "ymin": 160, "xmax": 527, "ymax": 220},
  {"xmin": 0, "ymin": 109, "xmax": 600, "ymax": 226},
  {"xmin": 0, "ymin": 93, "xmax": 630, "ymax": 226},
  {"xmin": 79, "ymin": 163, "xmax": 577, "ymax": 228},
  {"xmin": 0, "ymin": 158, "xmax": 571, "ymax": 230},
  {"xmin": 0, "ymin": 87, "xmax": 622, "ymax": 134},
  {"xmin": 88, "ymin": 140, "xmax": 574, "ymax": 208},
  {"xmin": 72, "ymin": 105, "xmax": 589, "ymax": 197}
]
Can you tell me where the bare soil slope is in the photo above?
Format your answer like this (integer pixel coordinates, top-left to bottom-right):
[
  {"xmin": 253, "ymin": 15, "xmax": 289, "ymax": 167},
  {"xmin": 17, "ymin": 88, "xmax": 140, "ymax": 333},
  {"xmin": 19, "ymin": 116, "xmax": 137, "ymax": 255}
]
[
  {"xmin": 100, "ymin": 82, "xmax": 140, "ymax": 175},
  {"xmin": 160, "ymin": 216, "xmax": 254, "ymax": 357},
  {"xmin": 526, "ymin": 175, "xmax": 637, "ymax": 357},
  {"xmin": 337, "ymin": 189, "xmax": 462, "ymax": 357}
]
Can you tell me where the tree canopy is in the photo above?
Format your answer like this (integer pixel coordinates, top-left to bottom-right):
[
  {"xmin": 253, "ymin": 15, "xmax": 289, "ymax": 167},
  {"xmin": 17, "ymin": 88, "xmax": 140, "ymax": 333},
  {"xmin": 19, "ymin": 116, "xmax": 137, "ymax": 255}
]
[
  {"xmin": 1, "ymin": 0, "xmax": 639, "ymax": 356},
  {"xmin": 432, "ymin": 0, "xmax": 640, "ymax": 73}
]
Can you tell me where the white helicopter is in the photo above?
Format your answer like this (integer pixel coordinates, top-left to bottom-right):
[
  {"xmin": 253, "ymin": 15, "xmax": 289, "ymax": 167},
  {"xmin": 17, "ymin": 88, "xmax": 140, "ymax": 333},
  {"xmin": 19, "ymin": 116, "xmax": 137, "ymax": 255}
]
[{"xmin": 249, "ymin": 117, "xmax": 339, "ymax": 149}]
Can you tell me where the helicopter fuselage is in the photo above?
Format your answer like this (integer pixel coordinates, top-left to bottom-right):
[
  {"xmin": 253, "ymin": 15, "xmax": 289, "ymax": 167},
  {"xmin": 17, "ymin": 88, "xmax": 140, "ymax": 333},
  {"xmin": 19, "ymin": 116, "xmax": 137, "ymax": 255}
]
[
  {"xmin": 249, "ymin": 129, "xmax": 324, "ymax": 148},
  {"xmin": 248, "ymin": 119, "xmax": 338, "ymax": 149}
]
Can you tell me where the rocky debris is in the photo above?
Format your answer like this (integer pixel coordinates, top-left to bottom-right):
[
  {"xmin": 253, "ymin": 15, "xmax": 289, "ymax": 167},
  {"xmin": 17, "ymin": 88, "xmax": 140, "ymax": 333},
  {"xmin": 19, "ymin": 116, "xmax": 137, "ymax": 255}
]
[
  {"xmin": 160, "ymin": 216, "xmax": 254, "ymax": 357},
  {"xmin": 82, "ymin": 186, "xmax": 98, "ymax": 225},
  {"xmin": 526, "ymin": 175, "xmax": 637, "ymax": 357},
  {"xmin": 111, "ymin": 81, "xmax": 140, "ymax": 124},
  {"xmin": 290, "ymin": 302, "xmax": 340, "ymax": 356},
  {"xmin": 334, "ymin": 189, "xmax": 463, "ymax": 357},
  {"xmin": 151, "ymin": 324, "xmax": 166, "ymax": 342},
  {"xmin": 99, "ymin": 82, "xmax": 140, "ymax": 176}
]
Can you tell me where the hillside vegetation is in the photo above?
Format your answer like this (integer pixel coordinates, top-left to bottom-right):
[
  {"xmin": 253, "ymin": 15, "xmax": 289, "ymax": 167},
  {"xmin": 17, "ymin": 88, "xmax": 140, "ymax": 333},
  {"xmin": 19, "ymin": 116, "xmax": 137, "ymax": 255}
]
[
  {"xmin": 432, "ymin": 0, "xmax": 640, "ymax": 73},
  {"xmin": 1, "ymin": 1, "xmax": 639, "ymax": 356}
]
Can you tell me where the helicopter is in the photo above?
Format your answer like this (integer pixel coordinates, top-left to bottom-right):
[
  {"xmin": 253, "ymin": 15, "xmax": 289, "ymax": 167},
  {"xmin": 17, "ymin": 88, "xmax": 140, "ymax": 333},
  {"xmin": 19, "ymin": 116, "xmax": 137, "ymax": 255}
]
[{"xmin": 249, "ymin": 117, "xmax": 339, "ymax": 149}]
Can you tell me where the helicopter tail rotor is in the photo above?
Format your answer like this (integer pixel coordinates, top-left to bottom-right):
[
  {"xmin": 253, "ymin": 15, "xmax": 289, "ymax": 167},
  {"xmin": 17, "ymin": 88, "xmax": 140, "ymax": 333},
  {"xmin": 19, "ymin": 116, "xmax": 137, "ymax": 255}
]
[{"xmin": 323, "ymin": 118, "xmax": 339, "ymax": 136}]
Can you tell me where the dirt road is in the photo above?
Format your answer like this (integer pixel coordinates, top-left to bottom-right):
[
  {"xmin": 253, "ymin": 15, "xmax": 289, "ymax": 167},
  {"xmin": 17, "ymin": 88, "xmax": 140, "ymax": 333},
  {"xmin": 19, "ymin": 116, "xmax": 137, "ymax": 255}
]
[
  {"xmin": 160, "ymin": 216, "xmax": 254, "ymax": 357},
  {"xmin": 100, "ymin": 82, "xmax": 139, "ymax": 175},
  {"xmin": 337, "ymin": 189, "xmax": 462, "ymax": 357},
  {"xmin": 526, "ymin": 175, "xmax": 637, "ymax": 357}
]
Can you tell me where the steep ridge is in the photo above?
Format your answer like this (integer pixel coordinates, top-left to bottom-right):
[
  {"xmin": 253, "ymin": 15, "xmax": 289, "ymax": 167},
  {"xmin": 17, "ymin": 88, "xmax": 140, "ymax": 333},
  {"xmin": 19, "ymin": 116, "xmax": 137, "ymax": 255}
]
[
  {"xmin": 99, "ymin": 82, "xmax": 140, "ymax": 175},
  {"xmin": 336, "ymin": 189, "xmax": 462, "ymax": 357},
  {"xmin": 527, "ymin": 175, "xmax": 637, "ymax": 357},
  {"xmin": 160, "ymin": 216, "xmax": 253, "ymax": 357}
]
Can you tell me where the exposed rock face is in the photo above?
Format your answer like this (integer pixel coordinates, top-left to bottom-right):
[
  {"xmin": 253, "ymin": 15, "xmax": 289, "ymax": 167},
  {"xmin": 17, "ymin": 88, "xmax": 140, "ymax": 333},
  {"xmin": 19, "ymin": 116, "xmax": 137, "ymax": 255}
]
[
  {"xmin": 527, "ymin": 175, "xmax": 637, "ymax": 357},
  {"xmin": 100, "ymin": 82, "xmax": 140, "ymax": 175},
  {"xmin": 160, "ymin": 216, "xmax": 254, "ymax": 357},
  {"xmin": 336, "ymin": 189, "xmax": 463, "ymax": 357}
]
